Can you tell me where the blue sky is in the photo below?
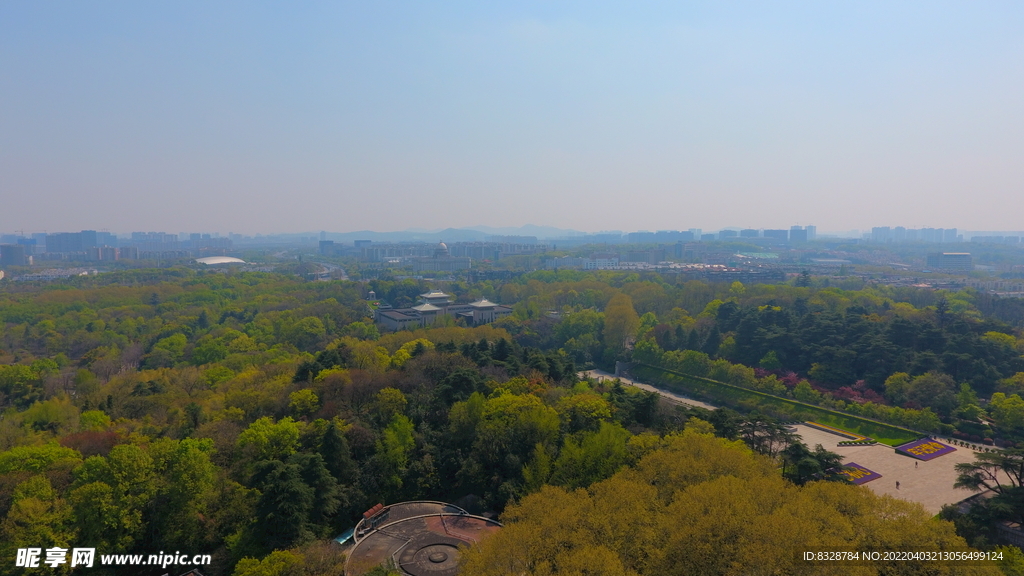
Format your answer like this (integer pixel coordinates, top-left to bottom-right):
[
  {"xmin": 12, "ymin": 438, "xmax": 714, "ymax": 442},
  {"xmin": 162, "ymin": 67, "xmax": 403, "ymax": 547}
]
[{"xmin": 3, "ymin": 2, "xmax": 1024, "ymax": 234}]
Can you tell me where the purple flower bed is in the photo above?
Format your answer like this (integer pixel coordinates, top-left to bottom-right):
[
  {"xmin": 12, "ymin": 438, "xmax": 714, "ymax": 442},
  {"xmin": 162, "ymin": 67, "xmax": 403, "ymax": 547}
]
[
  {"xmin": 895, "ymin": 438, "xmax": 957, "ymax": 461},
  {"xmin": 839, "ymin": 462, "xmax": 882, "ymax": 485}
]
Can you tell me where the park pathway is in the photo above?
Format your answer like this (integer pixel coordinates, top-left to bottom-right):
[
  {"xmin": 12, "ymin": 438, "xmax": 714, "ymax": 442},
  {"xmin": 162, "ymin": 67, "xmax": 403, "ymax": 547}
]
[{"xmin": 580, "ymin": 369, "xmax": 718, "ymax": 411}]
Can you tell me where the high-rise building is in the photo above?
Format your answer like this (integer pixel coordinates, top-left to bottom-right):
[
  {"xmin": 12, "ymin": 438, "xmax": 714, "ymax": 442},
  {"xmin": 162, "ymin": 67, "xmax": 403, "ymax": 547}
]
[
  {"xmin": 130, "ymin": 232, "xmax": 179, "ymax": 252},
  {"xmin": 789, "ymin": 228, "xmax": 808, "ymax": 242},
  {"xmin": 46, "ymin": 232, "xmax": 83, "ymax": 253},
  {"xmin": 627, "ymin": 231, "xmax": 656, "ymax": 243},
  {"xmin": 0, "ymin": 244, "xmax": 26, "ymax": 266},
  {"xmin": 654, "ymin": 231, "xmax": 686, "ymax": 242},
  {"xmin": 871, "ymin": 227, "xmax": 892, "ymax": 243},
  {"xmin": 763, "ymin": 229, "xmax": 789, "ymax": 240},
  {"xmin": 80, "ymin": 230, "xmax": 98, "ymax": 249},
  {"xmin": 920, "ymin": 228, "xmax": 942, "ymax": 243},
  {"xmin": 926, "ymin": 252, "xmax": 973, "ymax": 271},
  {"xmin": 805, "ymin": 225, "xmax": 816, "ymax": 240},
  {"xmin": 740, "ymin": 229, "xmax": 759, "ymax": 238},
  {"xmin": 16, "ymin": 238, "xmax": 37, "ymax": 255}
]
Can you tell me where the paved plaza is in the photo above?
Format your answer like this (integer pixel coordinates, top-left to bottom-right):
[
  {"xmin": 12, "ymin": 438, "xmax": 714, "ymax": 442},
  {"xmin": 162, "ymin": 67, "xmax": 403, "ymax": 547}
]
[
  {"xmin": 581, "ymin": 369, "xmax": 1002, "ymax": 515},
  {"xmin": 792, "ymin": 424, "xmax": 1001, "ymax": 515}
]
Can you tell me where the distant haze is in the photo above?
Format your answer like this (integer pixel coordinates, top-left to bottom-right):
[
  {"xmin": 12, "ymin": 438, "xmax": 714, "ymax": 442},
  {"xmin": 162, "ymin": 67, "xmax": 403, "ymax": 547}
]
[{"xmin": 3, "ymin": 2, "xmax": 1024, "ymax": 234}]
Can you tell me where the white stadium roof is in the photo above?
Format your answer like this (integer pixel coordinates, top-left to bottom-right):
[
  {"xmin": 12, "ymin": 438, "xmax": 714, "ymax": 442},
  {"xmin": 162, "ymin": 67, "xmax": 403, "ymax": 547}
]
[{"xmin": 195, "ymin": 256, "xmax": 245, "ymax": 265}]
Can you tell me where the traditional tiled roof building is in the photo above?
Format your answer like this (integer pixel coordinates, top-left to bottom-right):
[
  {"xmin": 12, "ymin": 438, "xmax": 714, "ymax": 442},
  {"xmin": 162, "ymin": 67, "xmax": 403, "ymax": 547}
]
[{"xmin": 374, "ymin": 290, "xmax": 512, "ymax": 331}]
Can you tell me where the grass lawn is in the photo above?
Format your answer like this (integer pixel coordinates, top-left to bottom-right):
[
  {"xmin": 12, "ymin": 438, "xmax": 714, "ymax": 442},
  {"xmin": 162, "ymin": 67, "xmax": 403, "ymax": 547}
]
[{"xmin": 810, "ymin": 413, "xmax": 920, "ymax": 446}]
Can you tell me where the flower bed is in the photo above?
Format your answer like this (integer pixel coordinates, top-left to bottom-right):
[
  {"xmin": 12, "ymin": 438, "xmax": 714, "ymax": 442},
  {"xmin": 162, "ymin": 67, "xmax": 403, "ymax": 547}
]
[
  {"xmin": 839, "ymin": 462, "xmax": 882, "ymax": 485},
  {"xmin": 895, "ymin": 438, "xmax": 957, "ymax": 461}
]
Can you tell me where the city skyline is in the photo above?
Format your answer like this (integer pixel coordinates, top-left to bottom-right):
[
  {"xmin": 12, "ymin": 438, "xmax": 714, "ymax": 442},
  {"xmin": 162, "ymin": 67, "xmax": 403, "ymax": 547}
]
[{"xmin": 6, "ymin": 223, "xmax": 1024, "ymax": 239}]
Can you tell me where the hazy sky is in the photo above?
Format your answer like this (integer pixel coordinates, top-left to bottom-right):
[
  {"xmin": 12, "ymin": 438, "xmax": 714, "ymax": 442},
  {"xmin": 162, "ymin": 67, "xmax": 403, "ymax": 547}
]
[{"xmin": 3, "ymin": 2, "xmax": 1024, "ymax": 234}]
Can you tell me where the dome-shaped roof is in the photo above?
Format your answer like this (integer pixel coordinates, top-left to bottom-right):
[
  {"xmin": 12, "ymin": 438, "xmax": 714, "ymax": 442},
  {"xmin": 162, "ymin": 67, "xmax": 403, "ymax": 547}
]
[
  {"xmin": 433, "ymin": 241, "xmax": 450, "ymax": 258},
  {"xmin": 196, "ymin": 256, "xmax": 245, "ymax": 265},
  {"xmin": 437, "ymin": 241, "xmax": 448, "ymax": 250}
]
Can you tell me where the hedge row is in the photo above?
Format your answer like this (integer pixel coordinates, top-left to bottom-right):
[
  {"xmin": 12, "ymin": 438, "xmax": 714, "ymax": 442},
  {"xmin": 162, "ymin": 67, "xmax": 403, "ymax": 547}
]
[{"xmin": 632, "ymin": 363, "xmax": 922, "ymax": 447}]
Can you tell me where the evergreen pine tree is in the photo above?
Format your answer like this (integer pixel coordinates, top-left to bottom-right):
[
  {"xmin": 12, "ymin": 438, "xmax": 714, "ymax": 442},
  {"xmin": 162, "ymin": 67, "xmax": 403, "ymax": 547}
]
[
  {"xmin": 686, "ymin": 329, "xmax": 702, "ymax": 351},
  {"xmin": 251, "ymin": 461, "xmax": 315, "ymax": 551},
  {"xmin": 411, "ymin": 341, "xmax": 426, "ymax": 357},
  {"xmin": 702, "ymin": 327, "xmax": 721, "ymax": 356},
  {"xmin": 493, "ymin": 338, "xmax": 511, "ymax": 361},
  {"xmin": 289, "ymin": 453, "xmax": 342, "ymax": 535},
  {"xmin": 320, "ymin": 422, "xmax": 359, "ymax": 486}
]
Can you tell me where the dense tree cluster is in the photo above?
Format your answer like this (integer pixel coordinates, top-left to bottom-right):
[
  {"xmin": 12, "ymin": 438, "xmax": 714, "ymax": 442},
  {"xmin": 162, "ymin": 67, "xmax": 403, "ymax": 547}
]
[
  {"xmin": 483, "ymin": 271, "xmax": 1024, "ymax": 444},
  {"xmin": 0, "ymin": 270, "xmax": 678, "ymax": 574},
  {"xmin": 461, "ymin": 428, "xmax": 1009, "ymax": 576},
  {"xmin": 1, "ymin": 268, "xmax": 1023, "ymax": 574}
]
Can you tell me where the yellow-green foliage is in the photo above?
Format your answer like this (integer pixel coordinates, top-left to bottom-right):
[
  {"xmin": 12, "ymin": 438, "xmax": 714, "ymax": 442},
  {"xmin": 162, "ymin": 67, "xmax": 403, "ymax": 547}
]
[
  {"xmin": 375, "ymin": 324, "xmax": 511, "ymax": 353},
  {"xmin": 288, "ymin": 389, "xmax": 320, "ymax": 418},
  {"xmin": 233, "ymin": 550, "xmax": 303, "ymax": 576},
  {"xmin": 0, "ymin": 443, "xmax": 82, "ymax": 474},
  {"xmin": 237, "ymin": 417, "xmax": 301, "ymax": 461},
  {"xmin": 462, "ymin": 430, "xmax": 998, "ymax": 576}
]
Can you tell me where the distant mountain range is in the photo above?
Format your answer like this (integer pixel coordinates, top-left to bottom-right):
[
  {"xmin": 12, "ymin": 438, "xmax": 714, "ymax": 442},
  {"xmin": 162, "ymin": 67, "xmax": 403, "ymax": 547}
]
[{"xmin": 322, "ymin": 224, "xmax": 588, "ymax": 243}]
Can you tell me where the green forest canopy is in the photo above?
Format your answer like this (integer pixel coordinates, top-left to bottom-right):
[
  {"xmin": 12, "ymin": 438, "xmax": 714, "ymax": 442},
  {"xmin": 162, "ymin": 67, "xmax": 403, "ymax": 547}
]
[{"xmin": 0, "ymin": 268, "xmax": 1023, "ymax": 574}]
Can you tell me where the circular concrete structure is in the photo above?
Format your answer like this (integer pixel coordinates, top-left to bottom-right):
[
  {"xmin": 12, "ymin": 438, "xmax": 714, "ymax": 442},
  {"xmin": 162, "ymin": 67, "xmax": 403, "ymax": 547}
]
[
  {"xmin": 398, "ymin": 535, "xmax": 463, "ymax": 576},
  {"xmin": 345, "ymin": 501, "xmax": 502, "ymax": 576}
]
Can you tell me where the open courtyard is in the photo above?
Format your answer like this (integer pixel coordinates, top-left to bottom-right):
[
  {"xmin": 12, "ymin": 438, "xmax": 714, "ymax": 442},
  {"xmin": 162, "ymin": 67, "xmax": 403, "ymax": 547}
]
[{"xmin": 791, "ymin": 424, "xmax": 1002, "ymax": 515}]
